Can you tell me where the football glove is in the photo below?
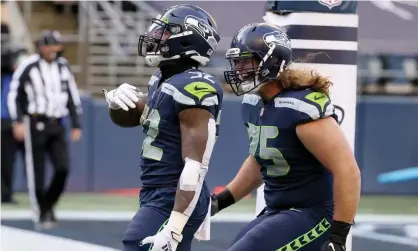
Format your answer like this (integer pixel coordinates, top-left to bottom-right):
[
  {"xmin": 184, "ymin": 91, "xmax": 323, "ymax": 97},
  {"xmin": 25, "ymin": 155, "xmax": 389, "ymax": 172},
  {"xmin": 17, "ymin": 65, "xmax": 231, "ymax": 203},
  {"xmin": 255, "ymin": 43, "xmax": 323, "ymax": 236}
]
[
  {"xmin": 321, "ymin": 240, "xmax": 346, "ymax": 251},
  {"xmin": 103, "ymin": 83, "xmax": 146, "ymax": 111},
  {"xmin": 210, "ymin": 194, "xmax": 220, "ymax": 216},
  {"xmin": 210, "ymin": 188, "xmax": 236, "ymax": 216},
  {"xmin": 321, "ymin": 220, "xmax": 353, "ymax": 251},
  {"xmin": 141, "ymin": 223, "xmax": 183, "ymax": 251}
]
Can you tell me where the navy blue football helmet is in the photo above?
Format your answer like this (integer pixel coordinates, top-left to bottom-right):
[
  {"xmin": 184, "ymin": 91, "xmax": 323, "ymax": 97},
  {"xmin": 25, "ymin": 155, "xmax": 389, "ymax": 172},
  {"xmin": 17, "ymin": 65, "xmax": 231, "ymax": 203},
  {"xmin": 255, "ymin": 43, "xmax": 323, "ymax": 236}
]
[
  {"xmin": 224, "ymin": 23, "xmax": 292, "ymax": 96},
  {"xmin": 138, "ymin": 4, "xmax": 220, "ymax": 67}
]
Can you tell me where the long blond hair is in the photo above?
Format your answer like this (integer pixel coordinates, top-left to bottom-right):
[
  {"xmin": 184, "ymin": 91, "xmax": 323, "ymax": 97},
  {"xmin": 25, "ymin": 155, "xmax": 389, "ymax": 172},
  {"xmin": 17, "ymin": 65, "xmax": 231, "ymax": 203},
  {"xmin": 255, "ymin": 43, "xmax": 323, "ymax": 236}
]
[{"xmin": 276, "ymin": 53, "xmax": 333, "ymax": 96}]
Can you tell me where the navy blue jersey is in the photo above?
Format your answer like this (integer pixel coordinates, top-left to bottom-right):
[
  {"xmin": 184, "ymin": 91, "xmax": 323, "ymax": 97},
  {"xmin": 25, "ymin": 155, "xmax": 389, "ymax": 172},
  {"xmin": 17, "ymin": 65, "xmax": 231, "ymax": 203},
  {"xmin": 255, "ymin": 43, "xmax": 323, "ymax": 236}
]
[
  {"xmin": 242, "ymin": 89, "xmax": 337, "ymax": 209},
  {"xmin": 139, "ymin": 69, "xmax": 223, "ymax": 187}
]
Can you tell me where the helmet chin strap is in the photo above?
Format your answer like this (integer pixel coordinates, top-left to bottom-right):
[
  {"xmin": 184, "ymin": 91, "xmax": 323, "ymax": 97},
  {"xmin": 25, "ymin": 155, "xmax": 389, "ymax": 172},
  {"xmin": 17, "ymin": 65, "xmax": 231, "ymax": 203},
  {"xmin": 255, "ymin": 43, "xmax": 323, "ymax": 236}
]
[
  {"xmin": 145, "ymin": 54, "xmax": 180, "ymax": 67},
  {"xmin": 145, "ymin": 31, "xmax": 210, "ymax": 67}
]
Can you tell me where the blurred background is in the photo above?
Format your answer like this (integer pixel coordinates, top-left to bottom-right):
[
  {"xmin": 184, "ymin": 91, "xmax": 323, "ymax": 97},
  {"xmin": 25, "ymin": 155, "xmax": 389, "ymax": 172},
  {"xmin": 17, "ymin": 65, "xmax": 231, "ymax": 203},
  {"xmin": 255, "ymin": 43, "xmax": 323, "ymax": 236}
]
[{"xmin": 1, "ymin": 1, "xmax": 418, "ymax": 251}]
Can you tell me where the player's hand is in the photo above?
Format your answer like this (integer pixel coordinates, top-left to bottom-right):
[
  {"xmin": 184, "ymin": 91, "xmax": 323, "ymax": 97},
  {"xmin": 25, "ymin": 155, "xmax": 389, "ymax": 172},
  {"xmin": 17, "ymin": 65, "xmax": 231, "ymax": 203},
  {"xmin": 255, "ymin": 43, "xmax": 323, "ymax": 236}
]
[
  {"xmin": 210, "ymin": 194, "xmax": 220, "ymax": 216},
  {"xmin": 321, "ymin": 220, "xmax": 352, "ymax": 251},
  {"xmin": 320, "ymin": 240, "xmax": 346, "ymax": 251},
  {"xmin": 70, "ymin": 128, "xmax": 82, "ymax": 142},
  {"xmin": 141, "ymin": 225, "xmax": 183, "ymax": 251},
  {"xmin": 12, "ymin": 122, "xmax": 25, "ymax": 141},
  {"xmin": 102, "ymin": 83, "xmax": 146, "ymax": 111}
]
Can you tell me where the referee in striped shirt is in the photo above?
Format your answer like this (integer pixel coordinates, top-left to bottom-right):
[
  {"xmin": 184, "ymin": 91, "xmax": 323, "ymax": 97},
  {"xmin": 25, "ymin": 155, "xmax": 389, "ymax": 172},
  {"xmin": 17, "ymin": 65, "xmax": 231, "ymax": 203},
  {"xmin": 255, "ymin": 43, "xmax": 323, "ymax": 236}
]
[{"xmin": 7, "ymin": 30, "xmax": 82, "ymax": 229}]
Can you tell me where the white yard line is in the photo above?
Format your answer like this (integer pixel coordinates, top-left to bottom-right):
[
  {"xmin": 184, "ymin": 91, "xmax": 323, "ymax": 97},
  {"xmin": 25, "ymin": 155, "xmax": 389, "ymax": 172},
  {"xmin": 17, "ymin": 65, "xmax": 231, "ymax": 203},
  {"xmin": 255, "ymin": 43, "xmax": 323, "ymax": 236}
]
[
  {"xmin": 352, "ymin": 229, "xmax": 418, "ymax": 247},
  {"xmin": 2, "ymin": 211, "xmax": 418, "ymax": 250},
  {"xmin": 0, "ymin": 225, "xmax": 120, "ymax": 251},
  {"xmin": 2, "ymin": 210, "xmax": 418, "ymax": 223}
]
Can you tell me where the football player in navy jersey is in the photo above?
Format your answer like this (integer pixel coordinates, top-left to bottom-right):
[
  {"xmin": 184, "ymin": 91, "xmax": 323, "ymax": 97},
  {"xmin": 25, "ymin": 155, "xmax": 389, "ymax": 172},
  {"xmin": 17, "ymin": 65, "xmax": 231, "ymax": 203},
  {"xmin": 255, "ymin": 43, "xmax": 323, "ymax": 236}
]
[
  {"xmin": 103, "ymin": 5, "xmax": 222, "ymax": 251},
  {"xmin": 211, "ymin": 23, "xmax": 360, "ymax": 251}
]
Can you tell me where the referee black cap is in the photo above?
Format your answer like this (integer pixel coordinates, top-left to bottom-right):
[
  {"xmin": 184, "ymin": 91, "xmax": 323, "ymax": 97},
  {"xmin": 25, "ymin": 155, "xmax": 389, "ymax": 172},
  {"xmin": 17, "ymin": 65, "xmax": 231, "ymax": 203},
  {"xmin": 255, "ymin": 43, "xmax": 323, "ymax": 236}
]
[{"xmin": 36, "ymin": 30, "xmax": 62, "ymax": 46}]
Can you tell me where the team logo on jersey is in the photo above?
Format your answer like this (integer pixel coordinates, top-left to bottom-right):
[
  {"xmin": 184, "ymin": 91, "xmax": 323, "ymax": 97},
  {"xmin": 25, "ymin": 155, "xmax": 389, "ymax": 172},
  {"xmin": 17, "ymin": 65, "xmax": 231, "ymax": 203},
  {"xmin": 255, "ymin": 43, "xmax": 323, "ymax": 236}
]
[
  {"xmin": 184, "ymin": 15, "xmax": 219, "ymax": 50},
  {"xmin": 318, "ymin": 0, "xmax": 342, "ymax": 9},
  {"xmin": 263, "ymin": 31, "xmax": 291, "ymax": 51}
]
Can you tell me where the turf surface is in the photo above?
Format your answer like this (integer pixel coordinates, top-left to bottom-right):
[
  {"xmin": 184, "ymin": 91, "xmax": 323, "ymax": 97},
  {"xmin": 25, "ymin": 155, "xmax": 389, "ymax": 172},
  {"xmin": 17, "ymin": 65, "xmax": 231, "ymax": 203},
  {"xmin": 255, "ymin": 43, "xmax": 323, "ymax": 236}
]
[{"xmin": 2, "ymin": 193, "xmax": 418, "ymax": 214}]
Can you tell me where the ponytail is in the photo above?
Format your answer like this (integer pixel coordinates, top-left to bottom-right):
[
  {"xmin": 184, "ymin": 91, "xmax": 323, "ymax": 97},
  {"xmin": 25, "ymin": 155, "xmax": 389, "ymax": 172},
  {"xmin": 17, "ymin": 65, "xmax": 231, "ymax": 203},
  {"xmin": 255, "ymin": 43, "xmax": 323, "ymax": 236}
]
[{"xmin": 276, "ymin": 53, "xmax": 333, "ymax": 96}]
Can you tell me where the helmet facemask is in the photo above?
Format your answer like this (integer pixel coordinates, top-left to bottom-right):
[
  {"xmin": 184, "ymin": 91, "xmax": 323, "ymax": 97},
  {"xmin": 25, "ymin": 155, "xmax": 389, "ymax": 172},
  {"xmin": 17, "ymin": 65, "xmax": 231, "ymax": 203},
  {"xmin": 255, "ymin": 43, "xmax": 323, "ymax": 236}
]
[
  {"xmin": 224, "ymin": 45, "xmax": 286, "ymax": 96},
  {"xmin": 138, "ymin": 11, "xmax": 220, "ymax": 67},
  {"xmin": 138, "ymin": 17, "xmax": 184, "ymax": 66}
]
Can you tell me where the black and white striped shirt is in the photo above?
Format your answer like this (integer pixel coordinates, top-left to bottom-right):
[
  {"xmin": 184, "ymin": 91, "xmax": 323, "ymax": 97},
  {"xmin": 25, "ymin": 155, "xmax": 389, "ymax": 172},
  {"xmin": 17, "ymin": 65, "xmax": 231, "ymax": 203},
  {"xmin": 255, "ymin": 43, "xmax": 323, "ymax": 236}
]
[{"xmin": 7, "ymin": 54, "xmax": 82, "ymax": 128}]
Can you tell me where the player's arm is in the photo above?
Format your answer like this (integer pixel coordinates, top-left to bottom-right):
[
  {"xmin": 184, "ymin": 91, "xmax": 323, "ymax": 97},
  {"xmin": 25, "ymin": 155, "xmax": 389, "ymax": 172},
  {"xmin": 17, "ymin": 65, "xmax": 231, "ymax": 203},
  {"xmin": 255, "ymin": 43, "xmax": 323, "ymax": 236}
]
[
  {"xmin": 296, "ymin": 116, "xmax": 361, "ymax": 246},
  {"xmin": 108, "ymin": 102, "xmax": 146, "ymax": 128},
  {"xmin": 211, "ymin": 155, "xmax": 263, "ymax": 215},
  {"xmin": 103, "ymin": 83, "xmax": 147, "ymax": 128},
  {"xmin": 166, "ymin": 107, "xmax": 216, "ymax": 235}
]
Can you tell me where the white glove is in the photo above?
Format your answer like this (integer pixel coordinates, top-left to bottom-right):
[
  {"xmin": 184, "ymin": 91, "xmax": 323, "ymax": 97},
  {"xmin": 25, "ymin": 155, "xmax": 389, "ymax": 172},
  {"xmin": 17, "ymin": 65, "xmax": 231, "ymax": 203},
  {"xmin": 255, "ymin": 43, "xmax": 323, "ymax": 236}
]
[
  {"xmin": 102, "ymin": 83, "xmax": 146, "ymax": 111},
  {"xmin": 141, "ymin": 224, "xmax": 183, "ymax": 251}
]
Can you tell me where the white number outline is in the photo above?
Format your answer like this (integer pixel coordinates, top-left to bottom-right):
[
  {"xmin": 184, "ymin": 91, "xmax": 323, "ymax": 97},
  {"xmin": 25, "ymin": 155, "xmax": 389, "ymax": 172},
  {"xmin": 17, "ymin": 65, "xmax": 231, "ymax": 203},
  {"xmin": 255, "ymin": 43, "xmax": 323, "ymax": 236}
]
[
  {"xmin": 140, "ymin": 105, "xmax": 163, "ymax": 161},
  {"xmin": 189, "ymin": 71, "xmax": 215, "ymax": 84},
  {"xmin": 247, "ymin": 123, "xmax": 290, "ymax": 177}
]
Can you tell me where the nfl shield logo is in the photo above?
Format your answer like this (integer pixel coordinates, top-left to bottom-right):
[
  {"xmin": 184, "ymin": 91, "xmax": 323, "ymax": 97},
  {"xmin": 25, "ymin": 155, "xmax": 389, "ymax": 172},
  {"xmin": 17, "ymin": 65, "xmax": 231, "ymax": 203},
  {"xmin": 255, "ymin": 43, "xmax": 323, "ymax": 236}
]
[{"xmin": 318, "ymin": 0, "xmax": 342, "ymax": 9}]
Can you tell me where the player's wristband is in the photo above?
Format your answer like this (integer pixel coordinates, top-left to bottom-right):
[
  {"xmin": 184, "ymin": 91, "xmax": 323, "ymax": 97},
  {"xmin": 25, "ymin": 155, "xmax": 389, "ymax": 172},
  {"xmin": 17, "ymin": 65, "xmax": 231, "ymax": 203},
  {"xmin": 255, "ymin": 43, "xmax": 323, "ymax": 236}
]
[
  {"xmin": 213, "ymin": 188, "xmax": 235, "ymax": 211},
  {"xmin": 167, "ymin": 211, "xmax": 188, "ymax": 235},
  {"xmin": 329, "ymin": 220, "xmax": 353, "ymax": 245}
]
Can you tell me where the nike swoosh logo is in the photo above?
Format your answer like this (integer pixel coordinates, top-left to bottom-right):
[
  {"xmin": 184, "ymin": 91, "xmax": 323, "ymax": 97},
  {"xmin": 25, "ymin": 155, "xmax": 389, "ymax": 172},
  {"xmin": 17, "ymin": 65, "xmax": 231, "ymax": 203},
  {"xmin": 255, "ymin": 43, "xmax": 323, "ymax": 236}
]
[
  {"xmin": 314, "ymin": 95, "xmax": 325, "ymax": 100},
  {"xmin": 194, "ymin": 86, "xmax": 210, "ymax": 91},
  {"xmin": 329, "ymin": 243, "xmax": 336, "ymax": 251}
]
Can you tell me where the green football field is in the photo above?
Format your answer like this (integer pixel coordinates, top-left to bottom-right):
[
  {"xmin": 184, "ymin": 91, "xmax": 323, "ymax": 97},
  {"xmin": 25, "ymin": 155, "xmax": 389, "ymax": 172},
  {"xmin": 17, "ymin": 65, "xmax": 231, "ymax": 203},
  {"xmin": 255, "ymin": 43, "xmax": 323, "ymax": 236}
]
[{"xmin": 2, "ymin": 193, "xmax": 418, "ymax": 214}]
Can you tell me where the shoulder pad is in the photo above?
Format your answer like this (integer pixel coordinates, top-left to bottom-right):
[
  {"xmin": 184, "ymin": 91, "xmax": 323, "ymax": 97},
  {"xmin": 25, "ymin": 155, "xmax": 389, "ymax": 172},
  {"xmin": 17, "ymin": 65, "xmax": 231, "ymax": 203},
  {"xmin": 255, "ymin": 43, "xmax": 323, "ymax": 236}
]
[
  {"xmin": 161, "ymin": 70, "xmax": 222, "ymax": 107},
  {"xmin": 148, "ymin": 70, "xmax": 161, "ymax": 87},
  {"xmin": 242, "ymin": 94, "xmax": 261, "ymax": 106},
  {"xmin": 274, "ymin": 89, "xmax": 334, "ymax": 122}
]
